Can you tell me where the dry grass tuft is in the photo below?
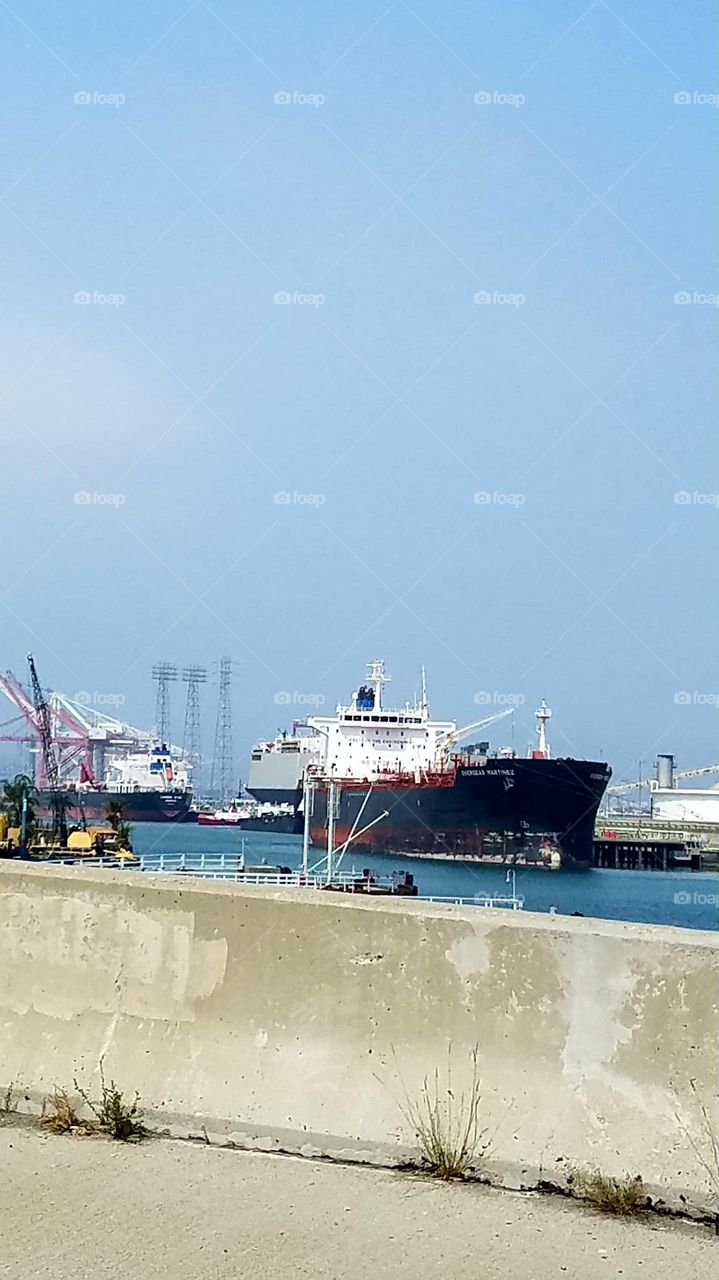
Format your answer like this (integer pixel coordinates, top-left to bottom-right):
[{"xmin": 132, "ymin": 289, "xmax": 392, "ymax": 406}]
[
  {"xmin": 674, "ymin": 1077, "xmax": 719, "ymax": 1233},
  {"xmin": 0, "ymin": 1082, "xmax": 16, "ymax": 1123},
  {"xmin": 674, "ymin": 1078, "xmax": 719, "ymax": 1197},
  {"xmin": 39, "ymin": 1089, "xmax": 99, "ymax": 1136},
  {"xmin": 570, "ymin": 1167, "xmax": 646, "ymax": 1214},
  {"xmin": 400, "ymin": 1044, "xmax": 488, "ymax": 1180}
]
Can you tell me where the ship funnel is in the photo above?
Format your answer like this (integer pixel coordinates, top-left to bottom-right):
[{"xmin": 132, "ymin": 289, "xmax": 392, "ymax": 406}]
[{"xmin": 656, "ymin": 753, "xmax": 675, "ymax": 789}]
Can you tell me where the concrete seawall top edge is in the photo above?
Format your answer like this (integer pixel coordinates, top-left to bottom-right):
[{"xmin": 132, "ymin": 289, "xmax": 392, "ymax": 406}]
[{"xmin": 1, "ymin": 859, "xmax": 717, "ymax": 948}]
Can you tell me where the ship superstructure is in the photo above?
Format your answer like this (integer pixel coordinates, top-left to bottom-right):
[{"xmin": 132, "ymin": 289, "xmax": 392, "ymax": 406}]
[{"xmin": 307, "ymin": 660, "xmax": 456, "ymax": 780}]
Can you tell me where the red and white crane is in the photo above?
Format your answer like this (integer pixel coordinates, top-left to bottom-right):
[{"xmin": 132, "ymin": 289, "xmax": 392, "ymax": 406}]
[{"xmin": 0, "ymin": 670, "xmax": 153, "ymax": 788}]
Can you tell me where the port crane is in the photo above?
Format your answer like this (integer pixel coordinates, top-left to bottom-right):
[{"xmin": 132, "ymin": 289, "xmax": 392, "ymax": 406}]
[{"xmin": 26, "ymin": 653, "xmax": 67, "ymax": 846}]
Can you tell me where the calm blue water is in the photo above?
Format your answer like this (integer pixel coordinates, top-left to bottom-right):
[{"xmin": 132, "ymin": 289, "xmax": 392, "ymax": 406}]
[{"xmin": 130, "ymin": 824, "xmax": 719, "ymax": 932}]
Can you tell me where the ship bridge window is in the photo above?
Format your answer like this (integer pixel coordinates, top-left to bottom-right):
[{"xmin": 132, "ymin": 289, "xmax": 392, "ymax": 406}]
[{"xmin": 388, "ymin": 716, "xmax": 398, "ymax": 722}]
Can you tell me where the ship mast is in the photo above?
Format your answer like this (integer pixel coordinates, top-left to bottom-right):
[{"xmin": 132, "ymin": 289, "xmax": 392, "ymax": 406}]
[
  {"xmin": 535, "ymin": 699, "xmax": 552, "ymax": 758},
  {"xmin": 367, "ymin": 659, "xmax": 390, "ymax": 711}
]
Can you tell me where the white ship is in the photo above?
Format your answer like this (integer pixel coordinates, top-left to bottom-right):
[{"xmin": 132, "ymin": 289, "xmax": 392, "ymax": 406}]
[{"xmin": 98, "ymin": 745, "xmax": 191, "ymax": 795}]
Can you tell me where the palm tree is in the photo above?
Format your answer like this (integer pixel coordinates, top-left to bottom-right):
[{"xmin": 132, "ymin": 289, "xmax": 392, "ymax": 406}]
[
  {"xmin": 106, "ymin": 799, "xmax": 133, "ymax": 852},
  {"xmin": 1, "ymin": 774, "xmax": 36, "ymax": 829},
  {"xmin": 115, "ymin": 821, "xmax": 133, "ymax": 852},
  {"xmin": 106, "ymin": 800, "xmax": 125, "ymax": 832}
]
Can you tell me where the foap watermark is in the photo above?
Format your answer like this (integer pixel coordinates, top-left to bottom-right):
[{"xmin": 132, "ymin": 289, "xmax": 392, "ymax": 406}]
[
  {"xmin": 673, "ymin": 490, "xmax": 719, "ymax": 506},
  {"xmin": 674, "ymin": 890, "xmax": 719, "ymax": 907},
  {"xmin": 473, "ymin": 90, "xmax": 525, "ymax": 107},
  {"xmin": 74, "ymin": 291, "xmax": 125, "ymax": 307},
  {"xmin": 474, "ymin": 290, "xmax": 525, "ymax": 307},
  {"xmin": 673, "ymin": 290, "xmax": 719, "ymax": 306},
  {"xmin": 473, "ymin": 490, "xmax": 526, "ymax": 506},
  {"xmin": 73, "ymin": 90, "xmax": 126, "ymax": 108},
  {"xmin": 273, "ymin": 290, "xmax": 325, "ymax": 307},
  {"xmin": 673, "ymin": 90, "xmax": 719, "ymax": 108},
  {"xmin": 75, "ymin": 690, "xmax": 126, "ymax": 708},
  {"xmin": 674, "ymin": 691, "xmax": 719, "ymax": 707},
  {"xmin": 274, "ymin": 690, "xmax": 326, "ymax": 707},
  {"xmin": 273, "ymin": 490, "xmax": 325, "ymax": 506},
  {"xmin": 273, "ymin": 90, "xmax": 325, "ymax": 107},
  {"xmin": 474, "ymin": 691, "xmax": 525, "ymax": 707},
  {"xmin": 74, "ymin": 491, "xmax": 126, "ymax": 507}
]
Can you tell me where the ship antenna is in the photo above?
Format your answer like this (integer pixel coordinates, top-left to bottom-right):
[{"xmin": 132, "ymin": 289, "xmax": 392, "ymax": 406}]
[{"xmin": 421, "ymin": 665, "xmax": 428, "ymax": 715}]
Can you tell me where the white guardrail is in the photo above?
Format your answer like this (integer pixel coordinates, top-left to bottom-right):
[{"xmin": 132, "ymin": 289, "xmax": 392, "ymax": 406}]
[{"xmin": 38, "ymin": 854, "xmax": 525, "ymax": 908}]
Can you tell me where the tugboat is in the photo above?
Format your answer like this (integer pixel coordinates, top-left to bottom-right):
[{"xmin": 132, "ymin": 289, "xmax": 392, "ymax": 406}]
[{"xmin": 197, "ymin": 799, "xmax": 299, "ymax": 832}]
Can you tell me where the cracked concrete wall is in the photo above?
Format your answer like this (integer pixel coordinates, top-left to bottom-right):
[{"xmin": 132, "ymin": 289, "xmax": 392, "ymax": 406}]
[{"xmin": 0, "ymin": 862, "xmax": 716, "ymax": 1210}]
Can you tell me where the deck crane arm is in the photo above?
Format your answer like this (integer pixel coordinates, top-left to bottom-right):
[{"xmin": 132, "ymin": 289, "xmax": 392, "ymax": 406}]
[
  {"xmin": 436, "ymin": 707, "xmax": 514, "ymax": 754},
  {"xmin": 26, "ymin": 653, "xmax": 67, "ymax": 846}
]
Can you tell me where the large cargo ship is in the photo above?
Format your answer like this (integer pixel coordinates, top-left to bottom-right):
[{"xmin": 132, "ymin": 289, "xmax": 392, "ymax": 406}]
[
  {"xmin": 304, "ymin": 662, "xmax": 611, "ymax": 868},
  {"xmin": 37, "ymin": 746, "xmax": 194, "ymax": 824}
]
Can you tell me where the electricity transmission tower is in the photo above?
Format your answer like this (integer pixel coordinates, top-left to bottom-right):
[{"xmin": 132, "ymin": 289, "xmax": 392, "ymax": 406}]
[
  {"xmin": 182, "ymin": 665, "xmax": 207, "ymax": 784},
  {"xmin": 210, "ymin": 657, "xmax": 234, "ymax": 802},
  {"xmin": 151, "ymin": 662, "xmax": 177, "ymax": 745}
]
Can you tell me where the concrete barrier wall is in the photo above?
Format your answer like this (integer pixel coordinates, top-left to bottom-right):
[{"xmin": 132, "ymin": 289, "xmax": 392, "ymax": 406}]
[{"xmin": 0, "ymin": 863, "xmax": 716, "ymax": 1212}]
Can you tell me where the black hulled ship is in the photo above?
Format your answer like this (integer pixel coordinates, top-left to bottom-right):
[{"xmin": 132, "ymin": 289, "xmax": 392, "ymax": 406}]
[{"xmin": 304, "ymin": 662, "xmax": 610, "ymax": 868}]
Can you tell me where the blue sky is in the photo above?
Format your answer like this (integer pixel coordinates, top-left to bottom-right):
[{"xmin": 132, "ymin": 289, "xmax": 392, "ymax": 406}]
[{"xmin": 0, "ymin": 0, "xmax": 716, "ymax": 785}]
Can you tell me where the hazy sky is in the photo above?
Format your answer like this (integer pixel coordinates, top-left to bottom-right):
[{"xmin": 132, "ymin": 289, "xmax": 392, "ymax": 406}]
[{"xmin": 0, "ymin": 0, "xmax": 716, "ymax": 786}]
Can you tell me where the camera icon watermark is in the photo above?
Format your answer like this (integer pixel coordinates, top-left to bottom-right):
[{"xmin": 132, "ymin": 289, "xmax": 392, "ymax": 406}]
[
  {"xmin": 73, "ymin": 90, "xmax": 126, "ymax": 108},
  {"xmin": 273, "ymin": 90, "xmax": 325, "ymax": 107},
  {"xmin": 473, "ymin": 290, "xmax": 525, "ymax": 307},
  {"xmin": 673, "ymin": 90, "xmax": 719, "ymax": 107},
  {"xmin": 73, "ymin": 291, "xmax": 125, "ymax": 307},
  {"xmin": 474, "ymin": 691, "xmax": 525, "ymax": 707},
  {"xmin": 673, "ymin": 491, "xmax": 719, "ymax": 506},
  {"xmin": 673, "ymin": 290, "xmax": 719, "ymax": 306},
  {"xmin": 673, "ymin": 691, "xmax": 719, "ymax": 707},
  {"xmin": 75, "ymin": 690, "xmax": 126, "ymax": 708},
  {"xmin": 273, "ymin": 490, "xmax": 326, "ymax": 506},
  {"xmin": 674, "ymin": 890, "xmax": 719, "ymax": 906},
  {"xmin": 273, "ymin": 291, "xmax": 325, "ymax": 307},
  {"xmin": 273, "ymin": 690, "xmax": 326, "ymax": 707},
  {"xmin": 473, "ymin": 90, "xmax": 525, "ymax": 108},
  {"xmin": 473, "ymin": 490, "xmax": 526, "ymax": 506},
  {"xmin": 74, "ymin": 491, "xmax": 126, "ymax": 507}
]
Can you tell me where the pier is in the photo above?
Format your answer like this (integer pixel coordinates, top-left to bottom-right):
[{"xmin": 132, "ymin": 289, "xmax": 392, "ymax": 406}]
[{"xmin": 594, "ymin": 817, "xmax": 719, "ymax": 871}]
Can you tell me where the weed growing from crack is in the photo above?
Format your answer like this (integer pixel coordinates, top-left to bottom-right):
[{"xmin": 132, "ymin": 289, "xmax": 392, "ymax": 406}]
[
  {"xmin": 399, "ymin": 1044, "xmax": 489, "ymax": 1180},
  {"xmin": 75, "ymin": 1060, "xmax": 146, "ymax": 1142},
  {"xmin": 569, "ymin": 1167, "xmax": 646, "ymax": 1214}
]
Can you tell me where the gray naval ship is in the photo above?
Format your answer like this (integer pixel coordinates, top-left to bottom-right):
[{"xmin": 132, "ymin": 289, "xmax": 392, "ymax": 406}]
[{"xmin": 247, "ymin": 729, "xmax": 322, "ymax": 804}]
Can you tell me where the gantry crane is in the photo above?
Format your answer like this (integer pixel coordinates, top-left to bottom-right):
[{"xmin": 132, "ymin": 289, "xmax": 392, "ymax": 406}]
[{"xmin": 26, "ymin": 653, "xmax": 67, "ymax": 846}]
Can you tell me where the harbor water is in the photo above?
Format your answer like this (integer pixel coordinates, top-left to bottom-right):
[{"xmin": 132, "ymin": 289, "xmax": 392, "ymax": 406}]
[{"xmin": 130, "ymin": 824, "xmax": 718, "ymax": 932}]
